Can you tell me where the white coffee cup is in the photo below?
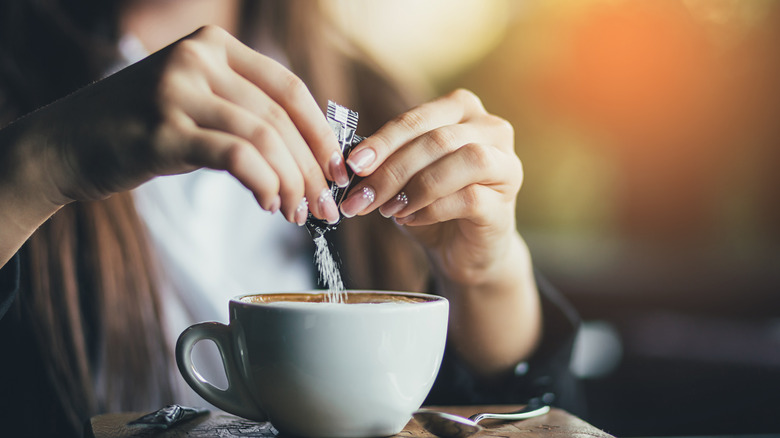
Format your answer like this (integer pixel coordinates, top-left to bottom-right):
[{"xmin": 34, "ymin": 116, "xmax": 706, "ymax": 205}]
[{"xmin": 176, "ymin": 291, "xmax": 449, "ymax": 438}]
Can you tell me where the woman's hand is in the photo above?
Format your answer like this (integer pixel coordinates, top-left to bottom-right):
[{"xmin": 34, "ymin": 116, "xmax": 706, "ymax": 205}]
[
  {"xmin": 15, "ymin": 25, "xmax": 347, "ymax": 225},
  {"xmin": 338, "ymin": 89, "xmax": 541, "ymax": 378},
  {"xmin": 340, "ymin": 89, "xmax": 523, "ymax": 286}
]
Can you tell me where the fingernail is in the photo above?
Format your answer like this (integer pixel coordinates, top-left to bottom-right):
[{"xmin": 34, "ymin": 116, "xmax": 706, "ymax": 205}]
[
  {"xmin": 295, "ymin": 197, "xmax": 308, "ymax": 226},
  {"xmin": 318, "ymin": 188, "xmax": 340, "ymax": 224},
  {"xmin": 346, "ymin": 148, "xmax": 376, "ymax": 174},
  {"xmin": 379, "ymin": 192, "xmax": 409, "ymax": 218},
  {"xmin": 269, "ymin": 195, "xmax": 281, "ymax": 214},
  {"xmin": 340, "ymin": 186, "xmax": 375, "ymax": 218},
  {"xmin": 329, "ymin": 151, "xmax": 350, "ymax": 188},
  {"xmin": 394, "ymin": 213, "xmax": 415, "ymax": 225}
]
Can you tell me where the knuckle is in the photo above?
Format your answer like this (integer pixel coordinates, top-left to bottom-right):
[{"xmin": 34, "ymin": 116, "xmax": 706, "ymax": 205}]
[
  {"xmin": 221, "ymin": 140, "xmax": 251, "ymax": 170},
  {"xmin": 416, "ymin": 169, "xmax": 443, "ymax": 194},
  {"xmin": 461, "ymin": 185, "xmax": 482, "ymax": 215},
  {"xmin": 172, "ymin": 38, "xmax": 212, "ymax": 68},
  {"xmin": 248, "ymin": 122, "xmax": 274, "ymax": 146},
  {"xmin": 163, "ymin": 110, "xmax": 192, "ymax": 134},
  {"xmin": 493, "ymin": 116, "xmax": 514, "ymax": 139},
  {"xmin": 427, "ymin": 128, "xmax": 457, "ymax": 152},
  {"xmin": 512, "ymin": 155, "xmax": 525, "ymax": 189},
  {"xmin": 484, "ymin": 115, "xmax": 515, "ymax": 152},
  {"xmin": 451, "ymin": 88, "xmax": 484, "ymax": 111},
  {"xmin": 175, "ymin": 38, "xmax": 203, "ymax": 58},
  {"xmin": 395, "ymin": 110, "xmax": 427, "ymax": 133},
  {"xmin": 193, "ymin": 24, "xmax": 229, "ymax": 42},
  {"xmin": 376, "ymin": 160, "xmax": 407, "ymax": 188},
  {"xmin": 263, "ymin": 102, "xmax": 288, "ymax": 125},
  {"xmin": 280, "ymin": 72, "xmax": 308, "ymax": 101},
  {"xmin": 461, "ymin": 143, "xmax": 493, "ymax": 169}
]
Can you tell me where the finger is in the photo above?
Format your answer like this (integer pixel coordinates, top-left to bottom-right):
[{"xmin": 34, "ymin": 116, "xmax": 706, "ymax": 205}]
[
  {"xmin": 210, "ymin": 69, "xmax": 315, "ymax": 166},
  {"xmin": 394, "ymin": 185, "xmax": 503, "ymax": 227},
  {"xmin": 346, "ymin": 89, "xmax": 487, "ymax": 176},
  {"xmin": 184, "ymin": 128, "xmax": 282, "ymax": 213},
  {"xmin": 186, "ymin": 96, "xmax": 306, "ymax": 222},
  {"xmin": 210, "ymin": 27, "xmax": 345, "ymax": 181},
  {"xmin": 380, "ymin": 143, "xmax": 521, "ymax": 222},
  {"xmin": 338, "ymin": 123, "xmax": 477, "ymax": 218},
  {"xmin": 204, "ymin": 71, "xmax": 338, "ymax": 222}
]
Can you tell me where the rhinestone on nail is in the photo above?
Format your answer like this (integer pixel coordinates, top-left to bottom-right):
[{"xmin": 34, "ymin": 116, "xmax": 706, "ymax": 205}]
[
  {"xmin": 297, "ymin": 197, "xmax": 309, "ymax": 212},
  {"xmin": 396, "ymin": 192, "xmax": 408, "ymax": 205},
  {"xmin": 362, "ymin": 186, "xmax": 375, "ymax": 203},
  {"xmin": 318, "ymin": 189, "xmax": 332, "ymax": 204}
]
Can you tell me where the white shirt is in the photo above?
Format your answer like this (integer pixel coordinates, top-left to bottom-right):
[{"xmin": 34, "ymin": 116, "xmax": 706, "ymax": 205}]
[
  {"xmin": 133, "ymin": 170, "xmax": 315, "ymax": 406},
  {"xmin": 133, "ymin": 170, "xmax": 314, "ymax": 324}
]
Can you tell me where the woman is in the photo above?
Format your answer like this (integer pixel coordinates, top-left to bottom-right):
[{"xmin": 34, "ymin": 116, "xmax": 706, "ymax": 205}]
[{"xmin": 0, "ymin": 1, "xmax": 580, "ymax": 436}]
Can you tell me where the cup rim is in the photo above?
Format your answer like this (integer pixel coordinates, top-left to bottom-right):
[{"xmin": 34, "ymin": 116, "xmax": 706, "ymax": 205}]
[{"xmin": 231, "ymin": 290, "xmax": 448, "ymax": 308}]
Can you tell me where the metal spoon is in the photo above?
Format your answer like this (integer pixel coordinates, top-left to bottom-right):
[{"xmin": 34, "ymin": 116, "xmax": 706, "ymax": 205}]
[{"xmin": 413, "ymin": 401, "xmax": 550, "ymax": 438}]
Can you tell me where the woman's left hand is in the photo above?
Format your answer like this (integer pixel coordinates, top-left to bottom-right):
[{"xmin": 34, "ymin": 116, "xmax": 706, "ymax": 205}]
[{"xmin": 339, "ymin": 89, "xmax": 523, "ymax": 287}]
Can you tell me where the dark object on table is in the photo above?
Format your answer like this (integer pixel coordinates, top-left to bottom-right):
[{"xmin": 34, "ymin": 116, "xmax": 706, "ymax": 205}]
[{"xmin": 127, "ymin": 404, "xmax": 209, "ymax": 429}]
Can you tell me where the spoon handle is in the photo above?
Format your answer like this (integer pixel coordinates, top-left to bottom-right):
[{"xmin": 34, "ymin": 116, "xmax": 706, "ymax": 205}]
[{"xmin": 469, "ymin": 404, "xmax": 550, "ymax": 424}]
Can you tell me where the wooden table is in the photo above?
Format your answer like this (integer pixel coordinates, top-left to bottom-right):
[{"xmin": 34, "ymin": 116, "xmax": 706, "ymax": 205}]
[{"xmin": 85, "ymin": 405, "xmax": 614, "ymax": 438}]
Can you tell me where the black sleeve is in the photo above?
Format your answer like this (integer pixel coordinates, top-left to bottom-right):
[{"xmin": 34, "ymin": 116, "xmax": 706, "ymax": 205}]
[
  {"xmin": 0, "ymin": 253, "xmax": 21, "ymax": 320},
  {"xmin": 424, "ymin": 270, "xmax": 585, "ymax": 414}
]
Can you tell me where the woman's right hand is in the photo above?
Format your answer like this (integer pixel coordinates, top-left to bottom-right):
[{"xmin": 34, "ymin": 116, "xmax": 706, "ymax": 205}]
[{"xmin": 12, "ymin": 25, "xmax": 346, "ymax": 226}]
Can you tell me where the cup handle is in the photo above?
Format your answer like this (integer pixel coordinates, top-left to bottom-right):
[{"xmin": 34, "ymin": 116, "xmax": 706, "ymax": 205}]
[{"xmin": 175, "ymin": 322, "xmax": 266, "ymax": 421}]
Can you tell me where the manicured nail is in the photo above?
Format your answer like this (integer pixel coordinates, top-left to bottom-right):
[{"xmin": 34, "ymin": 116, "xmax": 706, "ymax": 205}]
[
  {"xmin": 318, "ymin": 188, "xmax": 340, "ymax": 224},
  {"xmin": 393, "ymin": 213, "xmax": 415, "ymax": 225},
  {"xmin": 329, "ymin": 151, "xmax": 350, "ymax": 188},
  {"xmin": 340, "ymin": 186, "xmax": 375, "ymax": 218},
  {"xmin": 346, "ymin": 148, "xmax": 376, "ymax": 174},
  {"xmin": 295, "ymin": 197, "xmax": 308, "ymax": 226},
  {"xmin": 379, "ymin": 191, "xmax": 409, "ymax": 218},
  {"xmin": 268, "ymin": 195, "xmax": 281, "ymax": 214}
]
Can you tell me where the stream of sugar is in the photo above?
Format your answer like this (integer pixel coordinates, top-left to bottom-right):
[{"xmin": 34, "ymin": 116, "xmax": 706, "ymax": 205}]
[{"xmin": 313, "ymin": 235, "xmax": 346, "ymax": 303}]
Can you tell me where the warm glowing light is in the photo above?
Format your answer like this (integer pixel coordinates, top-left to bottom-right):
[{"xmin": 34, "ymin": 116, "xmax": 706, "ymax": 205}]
[{"xmin": 325, "ymin": 0, "xmax": 513, "ymax": 85}]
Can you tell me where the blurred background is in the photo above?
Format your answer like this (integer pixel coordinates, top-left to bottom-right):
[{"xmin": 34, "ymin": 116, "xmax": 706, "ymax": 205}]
[{"xmin": 328, "ymin": 1, "xmax": 780, "ymax": 436}]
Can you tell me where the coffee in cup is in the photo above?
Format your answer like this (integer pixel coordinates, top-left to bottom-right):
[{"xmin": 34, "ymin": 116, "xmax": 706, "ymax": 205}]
[{"xmin": 176, "ymin": 290, "xmax": 448, "ymax": 438}]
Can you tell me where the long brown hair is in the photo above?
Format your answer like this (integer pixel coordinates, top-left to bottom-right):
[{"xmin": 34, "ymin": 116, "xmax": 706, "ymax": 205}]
[
  {"xmin": 1, "ymin": 1, "xmax": 428, "ymax": 436},
  {"xmin": 1, "ymin": 0, "xmax": 173, "ymax": 433}
]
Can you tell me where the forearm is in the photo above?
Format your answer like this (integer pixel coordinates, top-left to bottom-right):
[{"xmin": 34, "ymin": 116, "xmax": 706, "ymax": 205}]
[
  {"xmin": 435, "ymin": 232, "xmax": 542, "ymax": 381},
  {"xmin": 0, "ymin": 118, "xmax": 64, "ymax": 267}
]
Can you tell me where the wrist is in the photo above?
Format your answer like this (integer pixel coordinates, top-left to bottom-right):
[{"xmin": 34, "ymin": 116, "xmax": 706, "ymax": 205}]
[
  {"xmin": 5, "ymin": 106, "xmax": 79, "ymax": 205},
  {"xmin": 0, "ymin": 115, "xmax": 67, "ymax": 264},
  {"xmin": 432, "ymin": 231, "xmax": 531, "ymax": 295},
  {"xmin": 436, "ymin": 233, "xmax": 543, "ymax": 378}
]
